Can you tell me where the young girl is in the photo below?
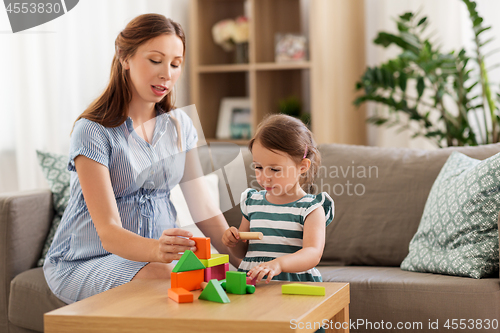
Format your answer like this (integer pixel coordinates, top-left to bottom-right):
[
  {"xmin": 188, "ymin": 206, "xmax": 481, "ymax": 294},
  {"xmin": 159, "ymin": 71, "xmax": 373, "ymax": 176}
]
[
  {"xmin": 222, "ymin": 114, "xmax": 334, "ymax": 283},
  {"xmin": 43, "ymin": 14, "xmax": 232, "ymax": 304}
]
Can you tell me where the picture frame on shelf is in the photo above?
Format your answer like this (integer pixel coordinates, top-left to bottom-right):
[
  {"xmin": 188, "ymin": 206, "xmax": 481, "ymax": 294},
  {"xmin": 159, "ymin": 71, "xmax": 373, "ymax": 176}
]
[
  {"xmin": 275, "ymin": 33, "xmax": 308, "ymax": 62},
  {"xmin": 216, "ymin": 97, "xmax": 252, "ymax": 140}
]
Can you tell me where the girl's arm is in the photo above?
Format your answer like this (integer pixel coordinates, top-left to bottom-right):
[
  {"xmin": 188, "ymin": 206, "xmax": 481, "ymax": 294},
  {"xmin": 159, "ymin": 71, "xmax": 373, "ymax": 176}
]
[
  {"xmin": 222, "ymin": 216, "xmax": 250, "ymax": 259},
  {"xmin": 247, "ymin": 206, "xmax": 326, "ymax": 283},
  {"xmin": 178, "ymin": 148, "xmax": 241, "ymax": 267},
  {"xmin": 75, "ymin": 155, "xmax": 195, "ymax": 263}
]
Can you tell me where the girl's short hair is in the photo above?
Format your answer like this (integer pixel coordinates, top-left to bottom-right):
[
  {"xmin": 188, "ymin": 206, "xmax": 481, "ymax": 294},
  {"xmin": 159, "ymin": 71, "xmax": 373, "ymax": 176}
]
[{"xmin": 248, "ymin": 114, "xmax": 321, "ymax": 193}]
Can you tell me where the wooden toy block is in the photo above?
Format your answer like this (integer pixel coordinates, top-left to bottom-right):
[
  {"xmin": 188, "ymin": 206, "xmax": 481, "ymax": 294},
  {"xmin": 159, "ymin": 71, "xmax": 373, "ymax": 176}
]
[
  {"xmin": 170, "ymin": 269, "xmax": 204, "ymax": 291},
  {"xmin": 225, "ymin": 271, "xmax": 247, "ymax": 295},
  {"xmin": 172, "ymin": 250, "xmax": 205, "ymax": 273},
  {"xmin": 190, "ymin": 237, "xmax": 211, "ymax": 260},
  {"xmin": 168, "ymin": 288, "xmax": 193, "ymax": 303},
  {"xmin": 246, "ymin": 285, "xmax": 256, "ymax": 294},
  {"xmin": 204, "ymin": 263, "xmax": 229, "ymax": 282},
  {"xmin": 238, "ymin": 232, "xmax": 263, "ymax": 240},
  {"xmin": 201, "ymin": 279, "xmax": 225, "ymax": 290},
  {"xmin": 219, "ymin": 279, "xmax": 226, "ymax": 290},
  {"xmin": 246, "ymin": 276, "xmax": 257, "ymax": 286},
  {"xmin": 281, "ymin": 283, "xmax": 326, "ymax": 296},
  {"xmin": 199, "ymin": 254, "xmax": 229, "ymax": 268},
  {"xmin": 198, "ymin": 279, "xmax": 230, "ymax": 303}
]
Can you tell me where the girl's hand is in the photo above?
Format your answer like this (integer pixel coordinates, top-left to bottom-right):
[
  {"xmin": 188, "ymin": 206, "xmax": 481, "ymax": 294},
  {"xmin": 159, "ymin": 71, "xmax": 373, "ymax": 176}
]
[
  {"xmin": 157, "ymin": 229, "xmax": 197, "ymax": 263},
  {"xmin": 247, "ymin": 259, "xmax": 282, "ymax": 283},
  {"xmin": 222, "ymin": 226, "xmax": 246, "ymax": 248}
]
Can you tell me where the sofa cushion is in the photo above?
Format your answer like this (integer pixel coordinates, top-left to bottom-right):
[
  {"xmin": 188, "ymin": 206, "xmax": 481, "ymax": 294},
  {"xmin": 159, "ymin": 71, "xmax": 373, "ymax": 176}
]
[
  {"xmin": 318, "ymin": 266, "xmax": 500, "ymax": 333},
  {"xmin": 401, "ymin": 152, "xmax": 500, "ymax": 278},
  {"xmin": 9, "ymin": 268, "xmax": 66, "ymax": 332},
  {"xmin": 35, "ymin": 151, "xmax": 71, "ymax": 267},
  {"xmin": 317, "ymin": 143, "xmax": 500, "ymax": 267}
]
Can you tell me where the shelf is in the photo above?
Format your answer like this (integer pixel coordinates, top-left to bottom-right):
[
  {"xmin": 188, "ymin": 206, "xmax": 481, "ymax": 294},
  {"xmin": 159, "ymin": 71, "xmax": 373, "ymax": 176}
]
[
  {"xmin": 198, "ymin": 62, "xmax": 311, "ymax": 73},
  {"xmin": 196, "ymin": 72, "xmax": 248, "ymax": 139},
  {"xmin": 255, "ymin": 69, "xmax": 308, "ymax": 121},
  {"xmin": 190, "ymin": 0, "xmax": 313, "ymax": 145},
  {"xmin": 198, "ymin": 64, "xmax": 250, "ymax": 73},
  {"xmin": 194, "ymin": 0, "xmax": 247, "ymax": 66},
  {"xmin": 254, "ymin": 62, "xmax": 311, "ymax": 71},
  {"xmin": 190, "ymin": 0, "xmax": 368, "ymax": 145},
  {"xmin": 253, "ymin": 0, "xmax": 303, "ymax": 63}
]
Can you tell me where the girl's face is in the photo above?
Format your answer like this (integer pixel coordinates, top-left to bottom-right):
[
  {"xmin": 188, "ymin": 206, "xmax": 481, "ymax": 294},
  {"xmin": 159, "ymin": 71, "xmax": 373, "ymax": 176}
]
[
  {"xmin": 122, "ymin": 34, "xmax": 184, "ymax": 107},
  {"xmin": 251, "ymin": 140, "xmax": 309, "ymax": 199}
]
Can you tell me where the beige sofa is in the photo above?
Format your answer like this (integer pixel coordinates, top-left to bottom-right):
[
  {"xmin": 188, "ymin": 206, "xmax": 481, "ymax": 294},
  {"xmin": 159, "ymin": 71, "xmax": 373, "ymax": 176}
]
[{"xmin": 1, "ymin": 143, "xmax": 499, "ymax": 333}]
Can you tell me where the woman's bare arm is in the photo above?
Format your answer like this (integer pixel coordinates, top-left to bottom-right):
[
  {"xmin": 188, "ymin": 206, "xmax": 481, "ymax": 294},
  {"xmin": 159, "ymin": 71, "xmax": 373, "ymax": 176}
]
[
  {"xmin": 74, "ymin": 155, "xmax": 195, "ymax": 263},
  {"xmin": 178, "ymin": 148, "xmax": 240, "ymax": 267}
]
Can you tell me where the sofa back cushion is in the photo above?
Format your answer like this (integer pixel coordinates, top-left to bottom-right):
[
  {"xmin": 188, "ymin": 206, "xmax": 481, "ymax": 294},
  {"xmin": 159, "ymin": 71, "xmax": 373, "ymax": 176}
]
[{"xmin": 317, "ymin": 143, "xmax": 500, "ymax": 267}]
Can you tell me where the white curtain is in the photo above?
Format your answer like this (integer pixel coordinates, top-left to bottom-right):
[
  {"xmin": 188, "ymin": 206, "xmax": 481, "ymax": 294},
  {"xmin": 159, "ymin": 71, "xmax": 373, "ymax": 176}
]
[
  {"xmin": 364, "ymin": 0, "xmax": 500, "ymax": 149},
  {"xmin": 0, "ymin": 0, "xmax": 190, "ymax": 193}
]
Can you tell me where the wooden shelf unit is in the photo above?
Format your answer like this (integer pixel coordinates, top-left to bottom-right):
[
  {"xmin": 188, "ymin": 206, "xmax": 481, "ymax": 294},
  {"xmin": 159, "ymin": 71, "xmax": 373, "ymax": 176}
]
[
  {"xmin": 189, "ymin": 0, "xmax": 311, "ymax": 142},
  {"xmin": 189, "ymin": 0, "xmax": 368, "ymax": 145}
]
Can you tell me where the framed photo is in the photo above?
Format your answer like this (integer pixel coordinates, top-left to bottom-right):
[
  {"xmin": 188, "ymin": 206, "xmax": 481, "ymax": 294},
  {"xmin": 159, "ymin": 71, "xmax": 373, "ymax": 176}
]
[
  {"xmin": 216, "ymin": 97, "xmax": 252, "ymax": 140},
  {"xmin": 275, "ymin": 33, "xmax": 308, "ymax": 62}
]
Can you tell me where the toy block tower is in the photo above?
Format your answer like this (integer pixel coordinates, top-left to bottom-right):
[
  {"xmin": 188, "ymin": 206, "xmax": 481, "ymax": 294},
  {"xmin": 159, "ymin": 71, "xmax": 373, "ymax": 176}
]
[
  {"xmin": 190, "ymin": 237, "xmax": 229, "ymax": 282},
  {"xmin": 169, "ymin": 250, "xmax": 205, "ymax": 302}
]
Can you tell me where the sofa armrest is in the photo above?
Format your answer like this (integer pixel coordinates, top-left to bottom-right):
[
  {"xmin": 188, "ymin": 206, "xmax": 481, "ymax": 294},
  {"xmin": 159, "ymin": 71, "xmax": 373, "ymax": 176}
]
[
  {"xmin": 0, "ymin": 189, "xmax": 53, "ymax": 280},
  {"xmin": 0, "ymin": 189, "xmax": 53, "ymax": 330}
]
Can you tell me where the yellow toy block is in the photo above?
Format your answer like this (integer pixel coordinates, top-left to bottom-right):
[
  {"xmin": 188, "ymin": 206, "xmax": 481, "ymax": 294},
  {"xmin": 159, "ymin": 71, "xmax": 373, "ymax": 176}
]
[
  {"xmin": 199, "ymin": 254, "xmax": 229, "ymax": 268},
  {"xmin": 281, "ymin": 283, "xmax": 325, "ymax": 296}
]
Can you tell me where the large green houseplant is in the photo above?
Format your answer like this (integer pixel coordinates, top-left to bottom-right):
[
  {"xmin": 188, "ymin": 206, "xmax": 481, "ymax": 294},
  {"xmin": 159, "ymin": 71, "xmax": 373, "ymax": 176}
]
[{"xmin": 355, "ymin": 0, "xmax": 499, "ymax": 147}]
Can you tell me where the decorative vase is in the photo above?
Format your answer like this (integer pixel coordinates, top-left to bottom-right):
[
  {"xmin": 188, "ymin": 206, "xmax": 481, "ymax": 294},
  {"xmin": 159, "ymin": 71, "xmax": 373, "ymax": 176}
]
[{"xmin": 234, "ymin": 42, "xmax": 249, "ymax": 64}]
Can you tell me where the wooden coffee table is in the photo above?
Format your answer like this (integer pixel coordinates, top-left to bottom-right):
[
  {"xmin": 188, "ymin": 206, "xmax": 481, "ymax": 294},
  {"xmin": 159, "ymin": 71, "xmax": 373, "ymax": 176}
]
[{"xmin": 45, "ymin": 280, "xmax": 349, "ymax": 333}]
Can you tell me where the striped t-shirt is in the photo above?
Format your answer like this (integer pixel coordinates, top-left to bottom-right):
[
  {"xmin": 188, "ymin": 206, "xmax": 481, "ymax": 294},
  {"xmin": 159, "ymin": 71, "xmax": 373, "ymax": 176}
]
[{"xmin": 238, "ymin": 188, "xmax": 334, "ymax": 282}]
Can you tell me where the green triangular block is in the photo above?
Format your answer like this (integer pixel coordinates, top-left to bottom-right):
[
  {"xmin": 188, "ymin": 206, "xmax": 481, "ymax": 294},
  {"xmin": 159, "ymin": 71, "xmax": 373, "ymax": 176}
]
[
  {"xmin": 198, "ymin": 279, "xmax": 230, "ymax": 303},
  {"xmin": 172, "ymin": 250, "xmax": 206, "ymax": 273}
]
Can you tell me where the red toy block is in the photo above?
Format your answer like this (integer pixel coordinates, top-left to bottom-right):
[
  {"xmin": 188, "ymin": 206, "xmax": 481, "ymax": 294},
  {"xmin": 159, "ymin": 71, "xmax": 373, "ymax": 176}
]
[
  {"xmin": 204, "ymin": 263, "xmax": 229, "ymax": 282},
  {"xmin": 171, "ymin": 269, "xmax": 204, "ymax": 291},
  {"xmin": 190, "ymin": 237, "xmax": 211, "ymax": 260},
  {"xmin": 168, "ymin": 288, "xmax": 193, "ymax": 303},
  {"xmin": 246, "ymin": 276, "xmax": 257, "ymax": 286}
]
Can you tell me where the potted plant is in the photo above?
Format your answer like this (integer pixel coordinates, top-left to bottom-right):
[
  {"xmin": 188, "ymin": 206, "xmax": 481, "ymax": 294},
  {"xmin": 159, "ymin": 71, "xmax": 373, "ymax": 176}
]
[{"xmin": 354, "ymin": 0, "xmax": 499, "ymax": 147}]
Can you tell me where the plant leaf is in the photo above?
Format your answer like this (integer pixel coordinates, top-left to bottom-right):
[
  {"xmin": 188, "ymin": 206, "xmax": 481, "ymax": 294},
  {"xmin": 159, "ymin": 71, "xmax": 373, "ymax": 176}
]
[
  {"xmin": 417, "ymin": 77, "xmax": 425, "ymax": 99},
  {"xmin": 417, "ymin": 17, "xmax": 427, "ymax": 26}
]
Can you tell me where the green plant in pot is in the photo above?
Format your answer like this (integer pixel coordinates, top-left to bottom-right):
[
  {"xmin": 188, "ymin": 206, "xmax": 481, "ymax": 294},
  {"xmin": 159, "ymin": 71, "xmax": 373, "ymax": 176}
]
[
  {"xmin": 354, "ymin": 0, "xmax": 500, "ymax": 147},
  {"xmin": 278, "ymin": 95, "xmax": 311, "ymax": 127}
]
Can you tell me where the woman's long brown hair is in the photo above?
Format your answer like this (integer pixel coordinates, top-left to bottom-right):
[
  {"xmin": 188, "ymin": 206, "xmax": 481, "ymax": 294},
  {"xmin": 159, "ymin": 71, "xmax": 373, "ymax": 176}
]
[{"xmin": 73, "ymin": 14, "xmax": 186, "ymax": 133}]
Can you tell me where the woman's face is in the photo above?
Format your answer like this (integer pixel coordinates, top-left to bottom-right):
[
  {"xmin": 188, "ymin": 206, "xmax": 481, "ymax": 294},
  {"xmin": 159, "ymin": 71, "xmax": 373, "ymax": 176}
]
[{"xmin": 122, "ymin": 34, "xmax": 184, "ymax": 106}]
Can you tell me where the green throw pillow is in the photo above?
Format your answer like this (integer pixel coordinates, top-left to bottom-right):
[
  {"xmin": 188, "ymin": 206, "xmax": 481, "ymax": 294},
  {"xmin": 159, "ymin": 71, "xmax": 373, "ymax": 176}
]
[
  {"xmin": 36, "ymin": 150, "xmax": 71, "ymax": 266},
  {"xmin": 401, "ymin": 151, "xmax": 499, "ymax": 278}
]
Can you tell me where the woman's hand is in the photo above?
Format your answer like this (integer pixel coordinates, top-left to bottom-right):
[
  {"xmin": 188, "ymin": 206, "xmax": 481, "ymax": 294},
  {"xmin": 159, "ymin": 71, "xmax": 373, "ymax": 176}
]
[
  {"xmin": 222, "ymin": 226, "xmax": 246, "ymax": 248},
  {"xmin": 247, "ymin": 259, "xmax": 282, "ymax": 283},
  {"xmin": 157, "ymin": 229, "xmax": 197, "ymax": 263}
]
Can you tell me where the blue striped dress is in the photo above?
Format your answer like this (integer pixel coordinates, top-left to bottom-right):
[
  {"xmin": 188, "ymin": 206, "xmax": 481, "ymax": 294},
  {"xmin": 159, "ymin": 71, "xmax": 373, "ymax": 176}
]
[
  {"xmin": 43, "ymin": 105, "xmax": 198, "ymax": 304},
  {"xmin": 238, "ymin": 188, "xmax": 334, "ymax": 282}
]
